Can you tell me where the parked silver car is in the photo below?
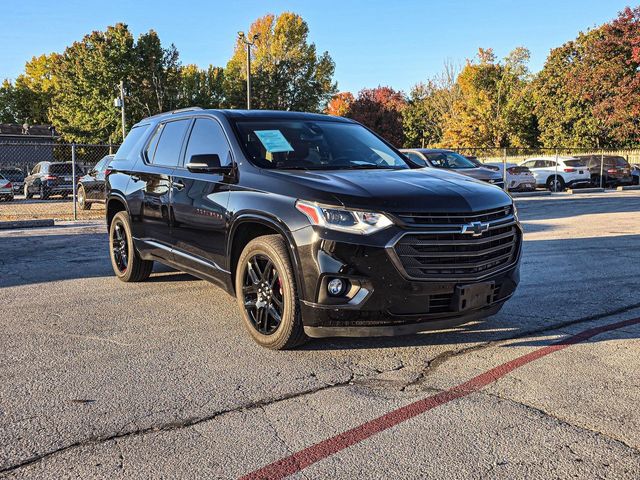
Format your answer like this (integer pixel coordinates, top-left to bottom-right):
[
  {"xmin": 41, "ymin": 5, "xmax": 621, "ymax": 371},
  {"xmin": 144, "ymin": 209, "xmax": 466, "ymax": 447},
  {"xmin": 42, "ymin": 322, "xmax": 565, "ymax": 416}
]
[
  {"xmin": 401, "ymin": 149, "xmax": 505, "ymax": 189},
  {"xmin": 485, "ymin": 162, "xmax": 536, "ymax": 191}
]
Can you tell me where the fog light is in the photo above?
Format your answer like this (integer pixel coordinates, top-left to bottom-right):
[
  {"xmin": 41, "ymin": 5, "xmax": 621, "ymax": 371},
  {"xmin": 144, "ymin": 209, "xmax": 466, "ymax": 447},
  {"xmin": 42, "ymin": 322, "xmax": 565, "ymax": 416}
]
[{"xmin": 327, "ymin": 278, "xmax": 345, "ymax": 296}]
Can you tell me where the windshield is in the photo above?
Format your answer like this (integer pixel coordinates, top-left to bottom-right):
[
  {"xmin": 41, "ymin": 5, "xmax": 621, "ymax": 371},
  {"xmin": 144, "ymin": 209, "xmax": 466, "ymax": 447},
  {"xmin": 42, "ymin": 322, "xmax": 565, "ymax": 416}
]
[
  {"xmin": 233, "ymin": 120, "xmax": 409, "ymax": 170},
  {"xmin": 424, "ymin": 151, "xmax": 477, "ymax": 169}
]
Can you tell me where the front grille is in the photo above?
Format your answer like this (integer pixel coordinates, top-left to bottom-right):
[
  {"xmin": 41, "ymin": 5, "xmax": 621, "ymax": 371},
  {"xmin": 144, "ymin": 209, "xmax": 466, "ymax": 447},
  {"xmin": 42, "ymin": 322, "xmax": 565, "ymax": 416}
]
[
  {"xmin": 391, "ymin": 207, "xmax": 520, "ymax": 280},
  {"xmin": 395, "ymin": 206, "xmax": 512, "ymax": 227}
]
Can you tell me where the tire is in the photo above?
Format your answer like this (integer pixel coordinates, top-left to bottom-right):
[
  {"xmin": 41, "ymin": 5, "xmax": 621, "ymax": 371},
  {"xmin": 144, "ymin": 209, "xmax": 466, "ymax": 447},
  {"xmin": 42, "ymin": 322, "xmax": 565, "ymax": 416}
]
[
  {"xmin": 109, "ymin": 211, "xmax": 153, "ymax": 282},
  {"xmin": 633, "ymin": 176, "xmax": 639, "ymax": 186},
  {"xmin": 40, "ymin": 185, "xmax": 49, "ymax": 200},
  {"xmin": 78, "ymin": 185, "xmax": 91, "ymax": 210},
  {"xmin": 235, "ymin": 234, "xmax": 308, "ymax": 350},
  {"xmin": 24, "ymin": 185, "xmax": 33, "ymax": 199},
  {"xmin": 546, "ymin": 175, "xmax": 565, "ymax": 192}
]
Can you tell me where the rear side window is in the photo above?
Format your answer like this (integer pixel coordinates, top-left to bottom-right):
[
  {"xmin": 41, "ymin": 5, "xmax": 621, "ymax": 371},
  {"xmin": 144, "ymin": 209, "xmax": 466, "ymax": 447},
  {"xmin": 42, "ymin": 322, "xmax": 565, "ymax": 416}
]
[
  {"xmin": 115, "ymin": 125, "xmax": 150, "ymax": 160},
  {"xmin": 150, "ymin": 119, "xmax": 190, "ymax": 167},
  {"xmin": 184, "ymin": 118, "xmax": 232, "ymax": 166}
]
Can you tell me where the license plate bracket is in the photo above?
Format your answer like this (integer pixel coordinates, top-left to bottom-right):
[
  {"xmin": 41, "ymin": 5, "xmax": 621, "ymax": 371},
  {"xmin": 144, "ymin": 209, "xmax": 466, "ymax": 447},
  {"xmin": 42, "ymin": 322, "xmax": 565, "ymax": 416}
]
[{"xmin": 454, "ymin": 282, "xmax": 494, "ymax": 311}]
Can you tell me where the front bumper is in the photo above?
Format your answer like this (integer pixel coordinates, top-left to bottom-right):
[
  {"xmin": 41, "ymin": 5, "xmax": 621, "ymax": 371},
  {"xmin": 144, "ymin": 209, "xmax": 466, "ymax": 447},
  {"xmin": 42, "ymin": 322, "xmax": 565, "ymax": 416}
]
[{"xmin": 292, "ymin": 219, "xmax": 522, "ymax": 336}]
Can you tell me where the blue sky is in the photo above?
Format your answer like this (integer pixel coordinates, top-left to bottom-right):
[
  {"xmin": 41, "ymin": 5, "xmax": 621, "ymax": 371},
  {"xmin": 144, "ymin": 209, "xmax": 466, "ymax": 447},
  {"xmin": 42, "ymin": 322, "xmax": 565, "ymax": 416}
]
[{"xmin": 2, "ymin": 0, "xmax": 633, "ymax": 93}]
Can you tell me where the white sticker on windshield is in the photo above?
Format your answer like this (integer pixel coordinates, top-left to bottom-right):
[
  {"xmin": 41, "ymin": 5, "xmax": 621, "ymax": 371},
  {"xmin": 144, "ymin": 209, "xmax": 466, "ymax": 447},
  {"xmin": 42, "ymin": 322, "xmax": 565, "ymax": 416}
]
[{"xmin": 254, "ymin": 130, "xmax": 294, "ymax": 153}]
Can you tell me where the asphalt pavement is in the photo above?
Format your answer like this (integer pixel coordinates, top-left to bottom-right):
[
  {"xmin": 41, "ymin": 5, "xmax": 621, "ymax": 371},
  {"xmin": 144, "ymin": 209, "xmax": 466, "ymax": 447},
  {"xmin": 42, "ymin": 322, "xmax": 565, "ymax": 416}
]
[{"xmin": 0, "ymin": 191, "xmax": 639, "ymax": 479}]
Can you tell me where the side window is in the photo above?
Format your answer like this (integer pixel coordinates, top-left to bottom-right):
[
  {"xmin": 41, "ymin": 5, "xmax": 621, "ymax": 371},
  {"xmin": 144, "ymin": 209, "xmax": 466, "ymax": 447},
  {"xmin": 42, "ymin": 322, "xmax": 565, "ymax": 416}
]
[
  {"xmin": 533, "ymin": 160, "xmax": 545, "ymax": 168},
  {"xmin": 150, "ymin": 119, "xmax": 190, "ymax": 167},
  {"xmin": 404, "ymin": 152, "xmax": 426, "ymax": 166},
  {"xmin": 184, "ymin": 118, "xmax": 232, "ymax": 166},
  {"xmin": 145, "ymin": 125, "xmax": 163, "ymax": 162}
]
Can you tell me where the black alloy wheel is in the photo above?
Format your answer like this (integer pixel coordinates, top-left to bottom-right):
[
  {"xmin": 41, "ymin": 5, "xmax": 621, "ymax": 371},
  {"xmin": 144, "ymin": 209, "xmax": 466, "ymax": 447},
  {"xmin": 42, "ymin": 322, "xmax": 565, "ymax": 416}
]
[
  {"xmin": 242, "ymin": 254, "xmax": 284, "ymax": 335},
  {"xmin": 112, "ymin": 221, "xmax": 129, "ymax": 274}
]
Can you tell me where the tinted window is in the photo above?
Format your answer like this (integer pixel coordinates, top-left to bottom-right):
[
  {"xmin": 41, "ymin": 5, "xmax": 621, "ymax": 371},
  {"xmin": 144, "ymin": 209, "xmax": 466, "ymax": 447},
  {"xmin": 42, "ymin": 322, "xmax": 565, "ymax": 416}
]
[
  {"xmin": 404, "ymin": 152, "xmax": 427, "ymax": 166},
  {"xmin": 0, "ymin": 168, "xmax": 24, "ymax": 181},
  {"xmin": 184, "ymin": 118, "xmax": 231, "ymax": 166},
  {"xmin": 115, "ymin": 125, "xmax": 150, "ymax": 160},
  {"xmin": 152, "ymin": 120, "xmax": 190, "ymax": 167},
  {"xmin": 145, "ymin": 125, "xmax": 162, "ymax": 162},
  {"xmin": 49, "ymin": 163, "xmax": 74, "ymax": 175},
  {"xmin": 564, "ymin": 159, "xmax": 587, "ymax": 167},
  {"xmin": 424, "ymin": 152, "xmax": 476, "ymax": 169}
]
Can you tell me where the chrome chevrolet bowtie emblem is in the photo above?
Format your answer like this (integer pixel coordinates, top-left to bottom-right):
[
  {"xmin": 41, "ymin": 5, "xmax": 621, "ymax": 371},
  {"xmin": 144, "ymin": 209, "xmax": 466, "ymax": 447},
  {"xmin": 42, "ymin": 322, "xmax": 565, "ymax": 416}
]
[{"xmin": 461, "ymin": 221, "xmax": 490, "ymax": 236}]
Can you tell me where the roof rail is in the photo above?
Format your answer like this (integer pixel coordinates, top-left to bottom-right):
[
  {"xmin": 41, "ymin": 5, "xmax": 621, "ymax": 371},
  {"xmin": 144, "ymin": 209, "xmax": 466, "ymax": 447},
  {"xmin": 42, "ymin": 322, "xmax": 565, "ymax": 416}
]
[{"xmin": 170, "ymin": 107, "xmax": 203, "ymax": 114}]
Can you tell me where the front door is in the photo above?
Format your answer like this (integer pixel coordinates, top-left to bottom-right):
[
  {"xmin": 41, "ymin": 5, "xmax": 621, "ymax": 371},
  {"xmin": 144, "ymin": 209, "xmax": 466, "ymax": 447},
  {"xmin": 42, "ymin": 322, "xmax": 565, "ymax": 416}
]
[
  {"xmin": 136, "ymin": 118, "xmax": 191, "ymax": 261},
  {"xmin": 169, "ymin": 117, "xmax": 232, "ymax": 281}
]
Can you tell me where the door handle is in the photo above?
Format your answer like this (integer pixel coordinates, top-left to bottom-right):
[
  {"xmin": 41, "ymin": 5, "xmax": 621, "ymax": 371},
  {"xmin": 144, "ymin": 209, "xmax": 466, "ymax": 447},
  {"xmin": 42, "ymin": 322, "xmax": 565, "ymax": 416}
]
[
  {"xmin": 131, "ymin": 175, "xmax": 140, "ymax": 182},
  {"xmin": 173, "ymin": 180, "xmax": 185, "ymax": 191}
]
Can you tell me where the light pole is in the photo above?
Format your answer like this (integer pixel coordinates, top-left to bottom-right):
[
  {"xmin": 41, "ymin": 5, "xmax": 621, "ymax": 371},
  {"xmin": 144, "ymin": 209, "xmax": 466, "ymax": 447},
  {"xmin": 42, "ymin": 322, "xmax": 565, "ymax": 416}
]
[
  {"xmin": 114, "ymin": 80, "xmax": 126, "ymax": 141},
  {"xmin": 238, "ymin": 31, "xmax": 260, "ymax": 110}
]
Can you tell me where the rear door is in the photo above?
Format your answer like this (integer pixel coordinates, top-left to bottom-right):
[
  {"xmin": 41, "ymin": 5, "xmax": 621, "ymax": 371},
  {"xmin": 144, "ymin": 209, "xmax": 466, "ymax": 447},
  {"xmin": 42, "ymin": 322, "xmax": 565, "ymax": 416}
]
[
  {"xmin": 169, "ymin": 116, "xmax": 232, "ymax": 279},
  {"xmin": 136, "ymin": 118, "xmax": 191, "ymax": 259}
]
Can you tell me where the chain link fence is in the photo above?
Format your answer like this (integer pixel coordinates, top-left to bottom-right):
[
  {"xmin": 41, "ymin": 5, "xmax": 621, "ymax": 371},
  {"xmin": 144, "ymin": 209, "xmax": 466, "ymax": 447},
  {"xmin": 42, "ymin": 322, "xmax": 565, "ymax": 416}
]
[
  {"xmin": 0, "ymin": 142, "xmax": 117, "ymax": 221},
  {"xmin": 446, "ymin": 147, "xmax": 639, "ymax": 192},
  {"xmin": 0, "ymin": 142, "xmax": 639, "ymax": 223}
]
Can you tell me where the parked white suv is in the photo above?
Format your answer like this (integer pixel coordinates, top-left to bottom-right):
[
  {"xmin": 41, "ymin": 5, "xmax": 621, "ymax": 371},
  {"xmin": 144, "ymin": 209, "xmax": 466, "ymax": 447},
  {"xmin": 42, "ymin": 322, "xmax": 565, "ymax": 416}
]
[{"xmin": 520, "ymin": 157, "xmax": 591, "ymax": 191}]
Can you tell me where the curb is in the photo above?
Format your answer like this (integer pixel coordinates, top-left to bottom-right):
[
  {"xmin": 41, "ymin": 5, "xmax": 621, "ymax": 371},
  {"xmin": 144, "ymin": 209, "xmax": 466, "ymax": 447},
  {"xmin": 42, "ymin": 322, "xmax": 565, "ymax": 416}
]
[
  {"xmin": 566, "ymin": 187, "xmax": 605, "ymax": 194},
  {"xmin": 617, "ymin": 185, "xmax": 640, "ymax": 191},
  {"xmin": 0, "ymin": 219, "xmax": 55, "ymax": 230},
  {"xmin": 510, "ymin": 191, "xmax": 552, "ymax": 198}
]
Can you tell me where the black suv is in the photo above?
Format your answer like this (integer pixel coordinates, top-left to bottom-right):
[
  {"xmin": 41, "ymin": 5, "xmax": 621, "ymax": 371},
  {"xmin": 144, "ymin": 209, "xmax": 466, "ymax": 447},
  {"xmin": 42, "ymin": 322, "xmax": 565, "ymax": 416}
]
[
  {"xmin": 106, "ymin": 109, "xmax": 522, "ymax": 349},
  {"xmin": 24, "ymin": 162, "xmax": 76, "ymax": 199},
  {"xmin": 574, "ymin": 155, "xmax": 633, "ymax": 187}
]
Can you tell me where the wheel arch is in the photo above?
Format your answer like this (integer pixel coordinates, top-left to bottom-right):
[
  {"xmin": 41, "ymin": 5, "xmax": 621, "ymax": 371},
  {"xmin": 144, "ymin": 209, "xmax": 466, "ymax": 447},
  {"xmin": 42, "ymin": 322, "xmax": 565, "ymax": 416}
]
[
  {"xmin": 106, "ymin": 193, "xmax": 129, "ymax": 229},
  {"xmin": 228, "ymin": 213, "xmax": 305, "ymax": 298}
]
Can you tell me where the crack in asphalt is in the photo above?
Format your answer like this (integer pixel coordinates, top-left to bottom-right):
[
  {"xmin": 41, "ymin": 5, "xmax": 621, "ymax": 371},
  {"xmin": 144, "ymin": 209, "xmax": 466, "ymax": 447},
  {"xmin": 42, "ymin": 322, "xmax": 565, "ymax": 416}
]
[
  {"xmin": 479, "ymin": 390, "xmax": 640, "ymax": 456},
  {"xmin": 2, "ymin": 302, "xmax": 640, "ymax": 475},
  {"xmin": 400, "ymin": 301, "xmax": 640, "ymax": 391}
]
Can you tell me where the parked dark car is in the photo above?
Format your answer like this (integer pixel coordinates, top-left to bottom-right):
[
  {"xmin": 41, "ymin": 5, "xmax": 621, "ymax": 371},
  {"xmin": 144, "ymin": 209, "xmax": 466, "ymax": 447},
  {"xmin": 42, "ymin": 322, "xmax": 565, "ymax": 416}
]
[
  {"xmin": 401, "ymin": 148, "xmax": 505, "ymax": 189},
  {"xmin": 106, "ymin": 108, "xmax": 522, "ymax": 349},
  {"xmin": 77, "ymin": 154, "xmax": 114, "ymax": 210},
  {"xmin": 574, "ymin": 155, "xmax": 633, "ymax": 187},
  {"xmin": 0, "ymin": 173, "xmax": 14, "ymax": 201},
  {"xmin": 24, "ymin": 162, "xmax": 76, "ymax": 199},
  {"xmin": 0, "ymin": 167, "xmax": 25, "ymax": 193}
]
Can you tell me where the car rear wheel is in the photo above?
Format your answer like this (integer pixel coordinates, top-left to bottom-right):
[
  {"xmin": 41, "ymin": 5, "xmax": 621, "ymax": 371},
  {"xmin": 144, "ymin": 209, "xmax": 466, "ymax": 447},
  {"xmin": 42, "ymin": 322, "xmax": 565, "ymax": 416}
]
[
  {"xmin": 39, "ymin": 185, "xmax": 49, "ymax": 200},
  {"xmin": 24, "ymin": 185, "xmax": 33, "ymax": 199},
  {"xmin": 78, "ymin": 185, "xmax": 91, "ymax": 210},
  {"xmin": 235, "ymin": 235, "xmax": 308, "ymax": 350},
  {"xmin": 546, "ymin": 176, "xmax": 565, "ymax": 192},
  {"xmin": 109, "ymin": 211, "xmax": 153, "ymax": 282}
]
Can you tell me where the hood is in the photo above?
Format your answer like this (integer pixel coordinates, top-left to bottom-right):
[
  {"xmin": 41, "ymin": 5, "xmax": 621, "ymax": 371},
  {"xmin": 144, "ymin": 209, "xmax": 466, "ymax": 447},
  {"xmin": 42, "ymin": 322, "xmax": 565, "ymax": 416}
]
[{"xmin": 259, "ymin": 167, "xmax": 512, "ymax": 213}]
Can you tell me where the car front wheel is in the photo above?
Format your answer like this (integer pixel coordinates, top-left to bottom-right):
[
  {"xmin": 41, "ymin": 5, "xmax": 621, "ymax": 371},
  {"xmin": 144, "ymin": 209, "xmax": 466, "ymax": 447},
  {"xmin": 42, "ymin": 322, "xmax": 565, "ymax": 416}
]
[
  {"xmin": 109, "ymin": 211, "xmax": 153, "ymax": 282},
  {"xmin": 235, "ymin": 235, "xmax": 308, "ymax": 350}
]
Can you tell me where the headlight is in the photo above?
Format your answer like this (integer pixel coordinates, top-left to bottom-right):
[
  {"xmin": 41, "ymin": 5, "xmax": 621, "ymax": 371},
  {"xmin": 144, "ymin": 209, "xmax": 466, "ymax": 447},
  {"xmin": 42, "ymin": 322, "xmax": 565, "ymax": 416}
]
[{"xmin": 295, "ymin": 200, "xmax": 393, "ymax": 234}]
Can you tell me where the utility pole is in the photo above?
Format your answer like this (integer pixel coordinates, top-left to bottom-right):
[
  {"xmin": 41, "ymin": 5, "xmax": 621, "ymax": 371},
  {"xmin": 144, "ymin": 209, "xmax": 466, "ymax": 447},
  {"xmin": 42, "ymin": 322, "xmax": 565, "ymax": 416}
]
[
  {"xmin": 114, "ymin": 81, "xmax": 126, "ymax": 141},
  {"xmin": 238, "ymin": 31, "xmax": 260, "ymax": 110}
]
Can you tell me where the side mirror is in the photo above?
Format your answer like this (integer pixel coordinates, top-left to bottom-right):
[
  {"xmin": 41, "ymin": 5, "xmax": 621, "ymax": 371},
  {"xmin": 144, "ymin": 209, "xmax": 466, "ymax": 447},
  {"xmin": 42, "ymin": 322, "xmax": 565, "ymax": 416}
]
[{"xmin": 186, "ymin": 154, "xmax": 233, "ymax": 174}]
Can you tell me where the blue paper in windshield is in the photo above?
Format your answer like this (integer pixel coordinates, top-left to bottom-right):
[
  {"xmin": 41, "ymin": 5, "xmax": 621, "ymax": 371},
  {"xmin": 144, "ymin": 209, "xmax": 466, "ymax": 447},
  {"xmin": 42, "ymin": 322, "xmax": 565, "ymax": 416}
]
[{"xmin": 254, "ymin": 130, "xmax": 294, "ymax": 153}]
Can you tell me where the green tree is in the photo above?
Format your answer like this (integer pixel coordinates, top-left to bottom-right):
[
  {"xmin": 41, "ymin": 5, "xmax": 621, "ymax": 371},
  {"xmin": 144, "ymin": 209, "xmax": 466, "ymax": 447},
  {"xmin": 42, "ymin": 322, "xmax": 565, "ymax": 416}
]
[
  {"xmin": 442, "ymin": 47, "xmax": 537, "ymax": 148},
  {"xmin": 224, "ymin": 12, "xmax": 337, "ymax": 111},
  {"xmin": 178, "ymin": 64, "xmax": 225, "ymax": 108},
  {"xmin": 48, "ymin": 24, "xmax": 135, "ymax": 143}
]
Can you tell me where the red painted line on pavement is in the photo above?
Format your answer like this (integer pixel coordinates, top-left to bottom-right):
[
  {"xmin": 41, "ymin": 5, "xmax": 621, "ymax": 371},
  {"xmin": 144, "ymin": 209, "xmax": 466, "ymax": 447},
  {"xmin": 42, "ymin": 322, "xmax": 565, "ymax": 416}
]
[{"xmin": 240, "ymin": 317, "xmax": 640, "ymax": 480}]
